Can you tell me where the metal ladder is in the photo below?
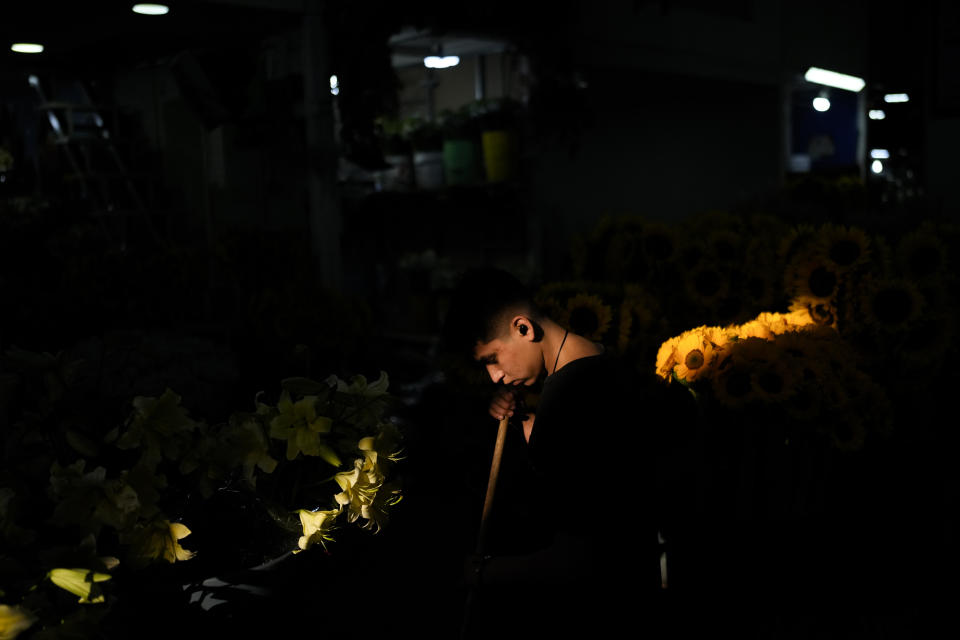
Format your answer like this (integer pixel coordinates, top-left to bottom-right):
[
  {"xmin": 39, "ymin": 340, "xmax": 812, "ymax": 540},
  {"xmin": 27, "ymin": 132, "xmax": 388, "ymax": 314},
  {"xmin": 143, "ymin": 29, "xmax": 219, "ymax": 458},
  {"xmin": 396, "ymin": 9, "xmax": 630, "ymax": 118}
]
[{"xmin": 29, "ymin": 74, "xmax": 163, "ymax": 250}]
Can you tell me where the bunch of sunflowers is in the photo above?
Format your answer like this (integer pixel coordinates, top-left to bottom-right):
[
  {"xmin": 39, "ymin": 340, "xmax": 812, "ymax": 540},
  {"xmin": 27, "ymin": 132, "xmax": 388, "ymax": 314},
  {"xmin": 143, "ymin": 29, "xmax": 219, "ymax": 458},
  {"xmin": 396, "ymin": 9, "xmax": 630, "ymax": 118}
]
[
  {"xmin": 655, "ymin": 309, "xmax": 891, "ymax": 453},
  {"xmin": 0, "ymin": 349, "xmax": 402, "ymax": 639}
]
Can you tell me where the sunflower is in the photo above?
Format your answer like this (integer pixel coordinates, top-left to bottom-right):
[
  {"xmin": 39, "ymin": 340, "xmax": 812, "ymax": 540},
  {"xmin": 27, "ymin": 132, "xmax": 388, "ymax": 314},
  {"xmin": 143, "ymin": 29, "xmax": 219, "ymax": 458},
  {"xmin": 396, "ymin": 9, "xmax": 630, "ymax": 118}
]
[
  {"xmin": 598, "ymin": 217, "xmax": 646, "ymax": 280},
  {"xmin": 535, "ymin": 281, "xmax": 584, "ymax": 320},
  {"xmin": 896, "ymin": 226, "xmax": 949, "ymax": 282},
  {"xmin": 819, "ymin": 374, "xmax": 850, "ymax": 411},
  {"xmin": 563, "ymin": 293, "xmax": 613, "ymax": 342},
  {"xmin": 752, "ymin": 310, "xmax": 815, "ymax": 335},
  {"xmin": 742, "ymin": 240, "xmax": 781, "ymax": 309},
  {"xmin": 641, "ymin": 222, "xmax": 678, "ymax": 264},
  {"xmin": 655, "ymin": 335, "xmax": 681, "ymax": 380},
  {"xmin": 899, "ymin": 312, "xmax": 954, "ymax": 369},
  {"xmin": 824, "ymin": 410, "xmax": 867, "ymax": 452},
  {"xmin": 705, "ymin": 228, "xmax": 742, "ymax": 264},
  {"xmin": 684, "ymin": 264, "xmax": 730, "ymax": 309},
  {"xmin": 672, "ymin": 328, "xmax": 718, "ymax": 382},
  {"xmin": 784, "ymin": 253, "xmax": 841, "ymax": 302},
  {"xmin": 750, "ymin": 355, "xmax": 799, "ymax": 404},
  {"xmin": 711, "ymin": 359, "xmax": 757, "ymax": 408},
  {"xmin": 703, "ymin": 324, "xmax": 735, "ymax": 349},
  {"xmin": 860, "ymin": 278, "xmax": 924, "ymax": 332},
  {"xmin": 783, "ymin": 382, "xmax": 822, "ymax": 422},
  {"xmin": 817, "ymin": 223, "xmax": 871, "ymax": 272},
  {"xmin": 617, "ymin": 294, "xmax": 656, "ymax": 352},
  {"xmin": 774, "ymin": 331, "xmax": 821, "ymax": 368},
  {"xmin": 777, "ymin": 224, "xmax": 818, "ymax": 263},
  {"xmin": 731, "ymin": 335, "xmax": 780, "ymax": 364},
  {"xmin": 866, "ymin": 234, "xmax": 896, "ymax": 278},
  {"xmin": 735, "ymin": 319, "xmax": 775, "ymax": 341},
  {"xmin": 789, "ymin": 296, "xmax": 837, "ymax": 329}
]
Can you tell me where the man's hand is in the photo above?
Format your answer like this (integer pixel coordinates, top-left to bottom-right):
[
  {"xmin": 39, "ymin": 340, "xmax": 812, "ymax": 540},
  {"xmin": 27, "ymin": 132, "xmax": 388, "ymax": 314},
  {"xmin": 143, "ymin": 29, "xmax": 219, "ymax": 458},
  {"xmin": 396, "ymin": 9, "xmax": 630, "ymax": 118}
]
[
  {"xmin": 489, "ymin": 387, "xmax": 535, "ymax": 442},
  {"xmin": 488, "ymin": 386, "xmax": 518, "ymax": 421}
]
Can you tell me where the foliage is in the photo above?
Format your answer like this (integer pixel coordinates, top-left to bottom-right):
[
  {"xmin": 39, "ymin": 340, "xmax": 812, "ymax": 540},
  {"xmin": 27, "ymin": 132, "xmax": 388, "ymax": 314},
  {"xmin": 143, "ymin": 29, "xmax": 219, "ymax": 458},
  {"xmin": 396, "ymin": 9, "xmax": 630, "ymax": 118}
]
[{"xmin": 0, "ymin": 349, "xmax": 403, "ymax": 638}]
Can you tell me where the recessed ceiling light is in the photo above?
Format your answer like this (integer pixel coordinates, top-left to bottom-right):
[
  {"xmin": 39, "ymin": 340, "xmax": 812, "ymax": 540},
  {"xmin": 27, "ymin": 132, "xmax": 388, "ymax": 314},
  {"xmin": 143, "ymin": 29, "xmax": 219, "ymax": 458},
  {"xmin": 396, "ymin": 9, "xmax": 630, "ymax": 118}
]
[
  {"xmin": 11, "ymin": 43, "xmax": 44, "ymax": 53},
  {"xmin": 132, "ymin": 3, "xmax": 170, "ymax": 15},
  {"xmin": 868, "ymin": 110, "xmax": 886, "ymax": 120},
  {"xmin": 884, "ymin": 93, "xmax": 909, "ymax": 103},
  {"xmin": 424, "ymin": 56, "xmax": 460, "ymax": 69},
  {"xmin": 812, "ymin": 96, "xmax": 831, "ymax": 112},
  {"xmin": 804, "ymin": 66, "xmax": 866, "ymax": 92}
]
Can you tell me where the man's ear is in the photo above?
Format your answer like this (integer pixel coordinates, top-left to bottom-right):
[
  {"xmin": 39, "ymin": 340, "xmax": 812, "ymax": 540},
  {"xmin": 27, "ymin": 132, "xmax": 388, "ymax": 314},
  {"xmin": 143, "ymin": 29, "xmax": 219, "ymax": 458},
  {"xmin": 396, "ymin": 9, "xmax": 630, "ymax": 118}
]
[{"xmin": 513, "ymin": 316, "xmax": 534, "ymax": 340}]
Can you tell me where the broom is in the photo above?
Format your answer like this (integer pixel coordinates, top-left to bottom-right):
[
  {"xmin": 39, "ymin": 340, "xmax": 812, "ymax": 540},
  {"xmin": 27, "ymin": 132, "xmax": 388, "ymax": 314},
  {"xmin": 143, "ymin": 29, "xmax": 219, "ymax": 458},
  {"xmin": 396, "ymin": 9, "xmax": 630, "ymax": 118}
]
[{"xmin": 459, "ymin": 414, "xmax": 510, "ymax": 639}]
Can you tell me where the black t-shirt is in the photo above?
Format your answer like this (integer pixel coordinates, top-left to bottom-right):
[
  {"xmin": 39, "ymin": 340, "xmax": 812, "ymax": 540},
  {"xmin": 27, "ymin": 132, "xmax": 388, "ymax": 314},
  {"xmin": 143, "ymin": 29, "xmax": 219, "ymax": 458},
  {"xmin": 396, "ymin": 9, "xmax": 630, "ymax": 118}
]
[
  {"xmin": 529, "ymin": 353, "xmax": 657, "ymax": 574},
  {"xmin": 470, "ymin": 352, "xmax": 662, "ymax": 636}
]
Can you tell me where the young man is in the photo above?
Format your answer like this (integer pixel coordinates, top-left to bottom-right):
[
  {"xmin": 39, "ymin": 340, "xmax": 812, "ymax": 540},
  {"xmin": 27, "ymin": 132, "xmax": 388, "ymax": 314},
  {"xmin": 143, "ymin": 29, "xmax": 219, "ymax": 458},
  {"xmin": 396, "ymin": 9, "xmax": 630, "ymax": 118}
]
[{"xmin": 441, "ymin": 267, "xmax": 661, "ymax": 636}]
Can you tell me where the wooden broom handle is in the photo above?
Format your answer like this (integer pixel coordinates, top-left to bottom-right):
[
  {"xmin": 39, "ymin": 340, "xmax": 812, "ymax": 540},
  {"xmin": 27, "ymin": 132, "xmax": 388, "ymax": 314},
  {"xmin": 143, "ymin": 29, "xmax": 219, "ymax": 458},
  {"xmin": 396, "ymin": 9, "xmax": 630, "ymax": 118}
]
[{"xmin": 475, "ymin": 416, "xmax": 509, "ymax": 554}]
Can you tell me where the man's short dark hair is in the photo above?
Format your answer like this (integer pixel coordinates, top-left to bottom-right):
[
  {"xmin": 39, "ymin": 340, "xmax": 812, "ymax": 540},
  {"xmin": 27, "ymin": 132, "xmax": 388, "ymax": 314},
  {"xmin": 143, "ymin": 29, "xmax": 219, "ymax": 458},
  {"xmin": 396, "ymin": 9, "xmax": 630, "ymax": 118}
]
[{"xmin": 440, "ymin": 267, "xmax": 539, "ymax": 358}]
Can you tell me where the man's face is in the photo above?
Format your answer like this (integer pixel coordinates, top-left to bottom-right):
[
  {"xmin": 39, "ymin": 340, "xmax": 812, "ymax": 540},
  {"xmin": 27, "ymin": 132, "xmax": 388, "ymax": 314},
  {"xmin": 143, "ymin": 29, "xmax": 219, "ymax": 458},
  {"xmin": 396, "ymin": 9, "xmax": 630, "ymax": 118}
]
[{"xmin": 473, "ymin": 332, "xmax": 541, "ymax": 387}]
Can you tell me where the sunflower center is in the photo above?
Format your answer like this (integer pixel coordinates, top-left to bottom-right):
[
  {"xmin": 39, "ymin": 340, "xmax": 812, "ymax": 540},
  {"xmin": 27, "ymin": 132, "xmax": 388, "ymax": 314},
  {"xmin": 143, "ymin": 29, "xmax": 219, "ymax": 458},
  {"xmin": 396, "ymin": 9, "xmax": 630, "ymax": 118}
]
[
  {"xmin": 810, "ymin": 302, "xmax": 835, "ymax": 325},
  {"xmin": 569, "ymin": 306, "xmax": 600, "ymax": 337},
  {"xmin": 829, "ymin": 239, "xmax": 862, "ymax": 266},
  {"xmin": 725, "ymin": 371, "xmax": 752, "ymax": 398},
  {"xmin": 685, "ymin": 349, "xmax": 705, "ymax": 370},
  {"xmin": 757, "ymin": 370, "xmax": 784, "ymax": 395},
  {"xmin": 873, "ymin": 288, "xmax": 913, "ymax": 325},
  {"xmin": 808, "ymin": 266, "xmax": 837, "ymax": 298}
]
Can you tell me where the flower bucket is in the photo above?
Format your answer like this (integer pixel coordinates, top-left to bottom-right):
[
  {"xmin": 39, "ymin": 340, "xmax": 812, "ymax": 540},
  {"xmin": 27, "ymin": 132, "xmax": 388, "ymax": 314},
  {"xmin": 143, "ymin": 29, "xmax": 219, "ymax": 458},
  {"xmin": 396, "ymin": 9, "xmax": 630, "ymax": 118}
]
[
  {"xmin": 481, "ymin": 130, "xmax": 517, "ymax": 183},
  {"xmin": 382, "ymin": 153, "xmax": 414, "ymax": 190},
  {"xmin": 442, "ymin": 139, "xmax": 479, "ymax": 186},
  {"xmin": 413, "ymin": 150, "xmax": 444, "ymax": 190}
]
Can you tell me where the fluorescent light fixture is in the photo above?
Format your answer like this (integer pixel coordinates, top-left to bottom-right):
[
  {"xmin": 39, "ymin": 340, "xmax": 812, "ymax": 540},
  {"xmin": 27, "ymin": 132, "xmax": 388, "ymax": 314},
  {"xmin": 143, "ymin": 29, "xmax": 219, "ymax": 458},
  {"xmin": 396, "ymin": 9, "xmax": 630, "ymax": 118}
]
[
  {"xmin": 812, "ymin": 97, "xmax": 831, "ymax": 112},
  {"xmin": 871, "ymin": 160, "xmax": 883, "ymax": 174},
  {"xmin": 804, "ymin": 66, "xmax": 865, "ymax": 92},
  {"xmin": 869, "ymin": 109, "xmax": 886, "ymax": 120},
  {"xmin": 870, "ymin": 149, "xmax": 890, "ymax": 159},
  {"xmin": 11, "ymin": 43, "xmax": 44, "ymax": 53},
  {"xmin": 884, "ymin": 93, "xmax": 909, "ymax": 103},
  {"xmin": 132, "ymin": 3, "xmax": 169, "ymax": 15},
  {"xmin": 424, "ymin": 55, "xmax": 460, "ymax": 69}
]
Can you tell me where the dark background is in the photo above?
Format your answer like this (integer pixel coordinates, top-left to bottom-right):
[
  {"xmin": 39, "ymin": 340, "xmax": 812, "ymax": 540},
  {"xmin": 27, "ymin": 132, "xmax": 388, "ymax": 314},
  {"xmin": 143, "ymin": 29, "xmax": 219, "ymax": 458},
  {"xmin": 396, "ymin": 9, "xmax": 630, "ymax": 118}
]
[{"xmin": 1, "ymin": 1, "xmax": 956, "ymax": 637}]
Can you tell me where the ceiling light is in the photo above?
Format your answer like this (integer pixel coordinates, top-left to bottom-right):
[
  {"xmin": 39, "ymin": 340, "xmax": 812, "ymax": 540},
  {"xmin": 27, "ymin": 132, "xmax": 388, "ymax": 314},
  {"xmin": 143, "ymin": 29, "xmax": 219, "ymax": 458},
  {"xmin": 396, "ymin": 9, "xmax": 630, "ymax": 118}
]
[
  {"xmin": 11, "ymin": 43, "xmax": 44, "ymax": 53},
  {"xmin": 871, "ymin": 160, "xmax": 884, "ymax": 174},
  {"xmin": 424, "ymin": 55, "xmax": 460, "ymax": 69},
  {"xmin": 132, "ymin": 3, "xmax": 170, "ymax": 15},
  {"xmin": 330, "ymin": 75, "xmax": 339, "ymax": 96},
  {"xmin": 803, "ymin": 66, "xmax": 866, "ymax": 92},
  {"xmin": 812, "ymin": 96, "xmax": 831, "ymax": 112},
  {"xmin": 869, "ymin": 110, "xmax": 886, "ymax": 120},
  {"xmin": 884, "ymin": 93, "xmax": 909, "ymax": 103},
  {"xmin": 870, "ymin": 149, "xmax": 890, "ymax": 159}
]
